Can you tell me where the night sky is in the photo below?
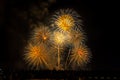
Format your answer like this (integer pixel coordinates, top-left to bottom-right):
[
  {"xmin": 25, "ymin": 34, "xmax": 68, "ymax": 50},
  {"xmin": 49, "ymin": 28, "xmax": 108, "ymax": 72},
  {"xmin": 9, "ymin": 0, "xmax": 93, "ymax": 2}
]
[{"xmin": 0, "ymin": 0, "xmax": 119, "ymax": 71}]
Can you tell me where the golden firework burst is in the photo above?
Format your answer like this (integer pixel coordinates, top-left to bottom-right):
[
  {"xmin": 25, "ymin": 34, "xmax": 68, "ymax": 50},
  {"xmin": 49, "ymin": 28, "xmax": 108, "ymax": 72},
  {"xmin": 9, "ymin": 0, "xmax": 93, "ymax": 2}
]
[
  {"xmin": 55, "ymin": 14, "xmax": 74, "ymax": 31},
  {"xmin": 24, "ymin": 43, "xmax": 51, "ymax": 70},
  {"xmin": 54, "ymin": 32, "xmax": 65, "ymax": 45},
  {"xmin": 31, "ymin": 24, "xmax": 51, "ymax": 45},
  {"xmin": 50, "ymin": 30, "xmax": 71, "ymax": 70},
  {"xmin": 52, "ymin": 9, "xmax": 82, "ymax": 32},
  {"xmin": 51, "ymin": 31, "xmax": 71, "ymax": 47},
  {"xmin": 69, "ymin": 45, "xmax": 91, "ymax": 67}
]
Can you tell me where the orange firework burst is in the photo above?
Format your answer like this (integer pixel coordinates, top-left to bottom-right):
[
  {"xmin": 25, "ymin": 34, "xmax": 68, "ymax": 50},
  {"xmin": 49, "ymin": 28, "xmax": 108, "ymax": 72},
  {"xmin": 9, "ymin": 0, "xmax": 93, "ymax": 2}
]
[
  {"xmin": 31, "ymin": 24, "xmax": 51, "ymax": 46},
  {"xmin": 51, "ymin": 9, "xmax": 82, "ymax": 32},
  {"xmin": 69, "ymin": 45, "xmax": 91, "ymax": 67},
  {"xmin": 24, "ymin": 43, "xmax": 51, "ymax": 70}
]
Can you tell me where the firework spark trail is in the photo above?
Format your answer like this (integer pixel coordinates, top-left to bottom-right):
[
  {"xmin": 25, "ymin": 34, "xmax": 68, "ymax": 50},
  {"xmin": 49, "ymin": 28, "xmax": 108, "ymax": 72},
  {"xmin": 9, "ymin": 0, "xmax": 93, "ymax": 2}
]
[
  {"xmin": 51, "ymin": 31, "xmax": 65, "ymax": 70},
  {"xmin": 69, "ymin": 44, "xmax": 91, "ymax": 68},
  {"xmin": 51, "ymin": 9, "xmax": 82, "ymax": 32},
  {"xmin": 65, "ymin": 48, "xmax": 71, "ymax": 69},
  {"xmin": 30, "ymin": 24, "xmax": 51, "ymax": 46},
  {"xmin": 50, "ymin": 30, "xmax": 71, "ymax": 70},
  {"xmin": 24, "ymin": 42, "xmax": 51, "ymax": 70}
]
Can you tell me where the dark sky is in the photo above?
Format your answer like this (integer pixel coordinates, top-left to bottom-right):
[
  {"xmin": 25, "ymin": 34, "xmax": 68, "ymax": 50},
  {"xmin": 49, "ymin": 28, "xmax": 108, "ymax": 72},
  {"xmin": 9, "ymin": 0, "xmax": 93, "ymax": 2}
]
[{"xmin": 0, "ymin": 0, "xmax": 119, "ymax": 71}]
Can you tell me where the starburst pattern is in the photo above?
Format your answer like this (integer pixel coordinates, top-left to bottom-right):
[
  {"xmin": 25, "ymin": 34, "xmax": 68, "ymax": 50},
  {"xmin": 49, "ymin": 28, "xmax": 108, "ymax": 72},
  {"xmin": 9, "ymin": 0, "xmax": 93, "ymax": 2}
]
[
  {"xmin": 30, "ymin": 24, "xmax": 51, "ymax": 46},
  {"xmin": 55, "ymin": 14, "xmax": 74, "ymax": 31},
  {"xmin": 24, "ymin": 43, "xmax": 51, "ymax": 70},
  {"xmin": 51, "ymin": 9, "xmax": 82, "ymax": 32},
  {"xmin": 51, "ymin": 31, "xmax": 71, "ymax": 47},
  {"xmin": 69, "ymin": 45, "xmax": 91, "ymax": 67}
]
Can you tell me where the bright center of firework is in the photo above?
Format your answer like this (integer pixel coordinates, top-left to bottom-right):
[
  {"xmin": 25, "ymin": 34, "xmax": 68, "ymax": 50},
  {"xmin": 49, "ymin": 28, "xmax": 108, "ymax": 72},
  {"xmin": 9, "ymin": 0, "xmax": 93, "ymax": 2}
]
[
  {"xmin": 54, "ymin": 32, "xmax": 66, "ymax": 45},
  {"xmin": 78, "ymin": 49, "xmax": 83, "ymax": 55},
  {"xmin": 55, "ymin": 14, "xmax": 74, "ymax": 31},
  {"xmin": 43, "ymin": 36, "xmax": 47, "ymax": 40}
]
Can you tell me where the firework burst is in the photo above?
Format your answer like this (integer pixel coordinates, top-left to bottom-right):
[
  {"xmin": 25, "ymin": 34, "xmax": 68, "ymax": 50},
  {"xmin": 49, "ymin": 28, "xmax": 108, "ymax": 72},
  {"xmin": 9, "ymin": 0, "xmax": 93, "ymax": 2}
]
[
  {"xmin": 55, "ymin": 14, "xmax": 74, "ymax": 31},
  {"xmin": 24, "ymin": 42, "xmax": 51, "ymax": 70},
  {"xmin": 69, "ymin": 44, "xmax": 91, "ymax": 68},
  {"xmin": 30, "ymin": 24, "xmax": 51, "ymax": 46},
  {"xmin": 49, "ymin": 30, "xmax": 71, "ymax": 70},
  {"xmin": 51, "ymin": 9, "xmax": 82, "ymax": 32},
  {"xmin": 51, "ymin": 30, "xmax": 71, "ymax": 47}
]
